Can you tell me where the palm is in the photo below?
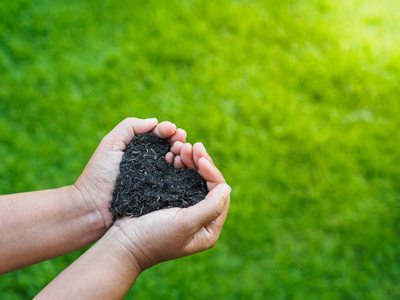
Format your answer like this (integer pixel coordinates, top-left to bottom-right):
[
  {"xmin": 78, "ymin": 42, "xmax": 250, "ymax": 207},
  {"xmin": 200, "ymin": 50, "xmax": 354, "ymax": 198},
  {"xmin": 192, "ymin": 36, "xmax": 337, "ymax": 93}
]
[
  {"xmin": 76, "ymin": 147, "xmax": 125, "ymax": 226},
  {"xmin": 116, "ymin": 142, "xmax": 229, "ymax": 270},
  {"xmin": 75, "ymin": 118, "xmax": 187, "ymax": 227}
]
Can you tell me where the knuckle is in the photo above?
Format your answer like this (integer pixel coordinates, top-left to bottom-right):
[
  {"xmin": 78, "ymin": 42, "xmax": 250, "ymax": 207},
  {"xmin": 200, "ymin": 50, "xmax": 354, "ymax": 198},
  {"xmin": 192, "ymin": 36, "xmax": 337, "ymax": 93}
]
[
  {"xmin": 122, "ymin": 117, "xmax": 131, "ymax": 124},
  {"xmin": 212, "ymin": 200, "xmax": 223, "ymax": 218},
  {"xmin": 122, "ymin": 117, "xmax": 138, "ymax": 127},
  {"xmin": 171, "ymin": 142, "xmax": 180, "ymax": 152},
  {"xmin": 125, "ymin": 117, "xmax": 137, "ymax": 122}
]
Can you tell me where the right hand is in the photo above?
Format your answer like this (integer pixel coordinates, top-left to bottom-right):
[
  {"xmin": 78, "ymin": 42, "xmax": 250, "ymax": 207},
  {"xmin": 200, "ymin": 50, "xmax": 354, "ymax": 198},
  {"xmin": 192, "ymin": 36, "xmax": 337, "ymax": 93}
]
[{"xmin": 110, "ymin": 143, "xmax": 231, "ymax": 271}]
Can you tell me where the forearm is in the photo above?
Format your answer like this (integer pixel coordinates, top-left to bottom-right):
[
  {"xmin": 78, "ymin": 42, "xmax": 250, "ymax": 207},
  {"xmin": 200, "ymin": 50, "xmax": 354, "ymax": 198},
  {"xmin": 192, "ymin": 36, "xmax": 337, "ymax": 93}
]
[
  {"xmin": 35, "ymin": 226, "xmax": 141, "ymax": 300},
  {"xmin": 0, "ymin": 185, "xmax": 107, "ymax": 274}
]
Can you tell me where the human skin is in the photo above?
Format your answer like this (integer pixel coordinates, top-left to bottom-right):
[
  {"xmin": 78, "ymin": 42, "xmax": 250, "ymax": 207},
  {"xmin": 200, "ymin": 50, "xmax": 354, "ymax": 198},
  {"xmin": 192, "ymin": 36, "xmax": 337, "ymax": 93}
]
[
  {"xmin": 0, "ymin": 118, "xmax": 187, "ymax": 274},
  {"xmin": 35, "ymin": 144, "xmax": 230, "ymax": 299},
  {"xmin": 0, "ymin": 117, "xmax": 231, "ymax": 299}
]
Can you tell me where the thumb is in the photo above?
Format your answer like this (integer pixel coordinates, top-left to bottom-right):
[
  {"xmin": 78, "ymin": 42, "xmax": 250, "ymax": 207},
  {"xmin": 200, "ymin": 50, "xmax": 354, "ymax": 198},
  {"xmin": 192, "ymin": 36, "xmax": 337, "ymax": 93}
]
[
  {"xmin": 102, "ymin": 117, "xmax": 158, "ymax": 150},
  {"xmin": 182, "ymin": 183, "xmax": 231, "ymax": 230}
]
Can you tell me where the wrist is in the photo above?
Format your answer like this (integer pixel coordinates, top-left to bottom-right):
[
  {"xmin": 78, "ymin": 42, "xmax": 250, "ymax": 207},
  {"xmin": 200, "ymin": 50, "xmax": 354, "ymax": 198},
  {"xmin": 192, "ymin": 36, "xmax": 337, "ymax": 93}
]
[
  {"xmin": 102, "ymin": 225, "xmax": 144, "ymax": 275},
  {"xmin": 74, "ymin": 178, "xmax": 114, "ymax": 228},
  {"xmin": 64, "ymin": 184, "xmax": 109, "ymax": 240}
]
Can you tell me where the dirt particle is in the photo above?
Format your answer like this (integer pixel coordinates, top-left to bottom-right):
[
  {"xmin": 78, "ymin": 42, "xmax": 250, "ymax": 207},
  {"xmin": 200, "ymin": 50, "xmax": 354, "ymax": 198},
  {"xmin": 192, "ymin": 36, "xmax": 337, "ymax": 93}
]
[{"xmin": 110, "ymin": 133, "xmax": 208, "ymax": 221}]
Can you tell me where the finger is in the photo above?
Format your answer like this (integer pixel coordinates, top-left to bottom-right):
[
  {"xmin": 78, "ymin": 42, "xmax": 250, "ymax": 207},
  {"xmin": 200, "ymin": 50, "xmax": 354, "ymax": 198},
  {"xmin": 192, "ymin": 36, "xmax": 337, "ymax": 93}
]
[
  {"xmin": 170, "ymin": 128, "xmax": 187, "ymax": 144},
  {"xmin": 198, "ymin": 157, "xmax": 225, "ymax": 191},
  {"xmin": 193, "ymin": 142, "xmax": 214, "ymax": 168},
  {"xmin": 174, "ymin": 155, "xmax": 184, "ymax": 168},
  {"xmin": 165, "ymin": 152, "xmax": 175, "ymax": 164},
  {"xmin": 181, "ymin": 183, "xmax": 231, "ymax": 229},
  {"xmin": 204, "ymin": 186, "xmax": 230, "ymax": 235},
  {"xmin": 103, "ymin": 117, "xmax": 158, "ymax": 150},
  {"xmin": 180, "ymin": 143, "xmax": 196, "ymax": 169},
  {"xmin": 188, "ymin": 193, "xmax": 230, "ymax": 252},
  {"xmin": 184, "ymin": 184, "xmax": 231, "ymax": 252},
  {"xmin": 170, "ymin": 141, "xmax": 183, "ymax": 155},
  {"xmin": 152, "ymin": 121, "xmax": 177, "ymax": 139}
]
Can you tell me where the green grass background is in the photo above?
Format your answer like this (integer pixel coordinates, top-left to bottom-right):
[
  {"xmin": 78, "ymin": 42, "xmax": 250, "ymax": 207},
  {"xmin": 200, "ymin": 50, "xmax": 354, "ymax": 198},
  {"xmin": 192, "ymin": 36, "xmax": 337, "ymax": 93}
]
[{"xmin": 1, "ymin": 0, "xmax": 400, "ymax": 298}]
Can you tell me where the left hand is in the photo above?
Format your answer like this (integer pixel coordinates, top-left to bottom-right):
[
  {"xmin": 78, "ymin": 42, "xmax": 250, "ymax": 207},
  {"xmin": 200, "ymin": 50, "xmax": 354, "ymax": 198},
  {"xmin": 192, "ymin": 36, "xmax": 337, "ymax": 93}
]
[{"xmin": 74, "ymin": 117, "xmax": 187, "ymax": 228}]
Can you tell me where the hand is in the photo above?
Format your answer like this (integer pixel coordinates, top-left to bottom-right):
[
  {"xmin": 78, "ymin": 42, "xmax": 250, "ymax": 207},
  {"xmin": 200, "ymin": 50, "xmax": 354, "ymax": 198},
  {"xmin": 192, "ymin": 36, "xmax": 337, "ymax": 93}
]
[
  {"xmin": 166, "ymin": 140, "xmax": 222, "ymax": 191},
  {"xmin": 111, "ymin": 143, "xmax": 231, "ymax": 271},
  {"xmin": 74, "ymin": 118, "xmax": 188, "ymax": 228},
  {"xmin": 32, "ymin": 124, "xmax": 230, "ymax": 299}
]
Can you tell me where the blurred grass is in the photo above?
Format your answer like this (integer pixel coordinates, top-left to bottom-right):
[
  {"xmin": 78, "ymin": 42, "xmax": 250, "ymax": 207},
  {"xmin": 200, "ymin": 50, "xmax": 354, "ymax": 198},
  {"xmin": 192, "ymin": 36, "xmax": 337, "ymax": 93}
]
[{"xmin": 1, "ymin": 0, "xmax": 400, "ymax": 299}]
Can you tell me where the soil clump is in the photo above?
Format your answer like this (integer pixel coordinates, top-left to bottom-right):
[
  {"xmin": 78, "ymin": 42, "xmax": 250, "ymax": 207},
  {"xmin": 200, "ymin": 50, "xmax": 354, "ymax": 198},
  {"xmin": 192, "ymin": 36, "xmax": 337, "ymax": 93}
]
[{"xmin": 110, "ymin": 133, "xmax": 208, "ymax": 221}]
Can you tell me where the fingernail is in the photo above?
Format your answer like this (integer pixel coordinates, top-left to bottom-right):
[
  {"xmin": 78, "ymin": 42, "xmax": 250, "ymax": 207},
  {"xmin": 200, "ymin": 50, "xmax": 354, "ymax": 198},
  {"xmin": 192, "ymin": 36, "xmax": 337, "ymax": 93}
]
[
  {"xmin": 200, "ymin": 156, "xmax": 212, "ymax": 167},
  {"xmin": 200, "ymin": 142, "xmax": 207, "ymax": 153},
  {"xmin": 218, "ymin": 184, "xmax": 231, "ymax": 199},
  {"xmin": 146, "ymin": 118, "xmax": 158, "ymax": 123}
]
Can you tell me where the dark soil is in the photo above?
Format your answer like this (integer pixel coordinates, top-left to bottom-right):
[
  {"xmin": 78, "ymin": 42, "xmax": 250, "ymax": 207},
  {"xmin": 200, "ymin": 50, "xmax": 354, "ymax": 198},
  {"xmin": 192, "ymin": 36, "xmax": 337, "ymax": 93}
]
[{"xmin": 110, "ymin": 133, "xmax": 208, "ymax": 221}]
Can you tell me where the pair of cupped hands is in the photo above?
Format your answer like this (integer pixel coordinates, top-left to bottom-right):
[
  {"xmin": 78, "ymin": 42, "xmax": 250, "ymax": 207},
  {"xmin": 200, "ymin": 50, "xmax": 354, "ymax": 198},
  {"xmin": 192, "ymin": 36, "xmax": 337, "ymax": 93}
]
[{"xmin": 75, "ymin": 118, "xmax": 231, "ymax": 272}]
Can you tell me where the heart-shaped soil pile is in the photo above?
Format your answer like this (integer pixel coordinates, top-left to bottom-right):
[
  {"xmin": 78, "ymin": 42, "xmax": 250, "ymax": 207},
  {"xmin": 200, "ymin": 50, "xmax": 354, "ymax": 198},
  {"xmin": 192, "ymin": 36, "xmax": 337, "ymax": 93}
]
[{"xmin": 110, "ymin": 133, "xmax": 208, "ymax": 221}]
